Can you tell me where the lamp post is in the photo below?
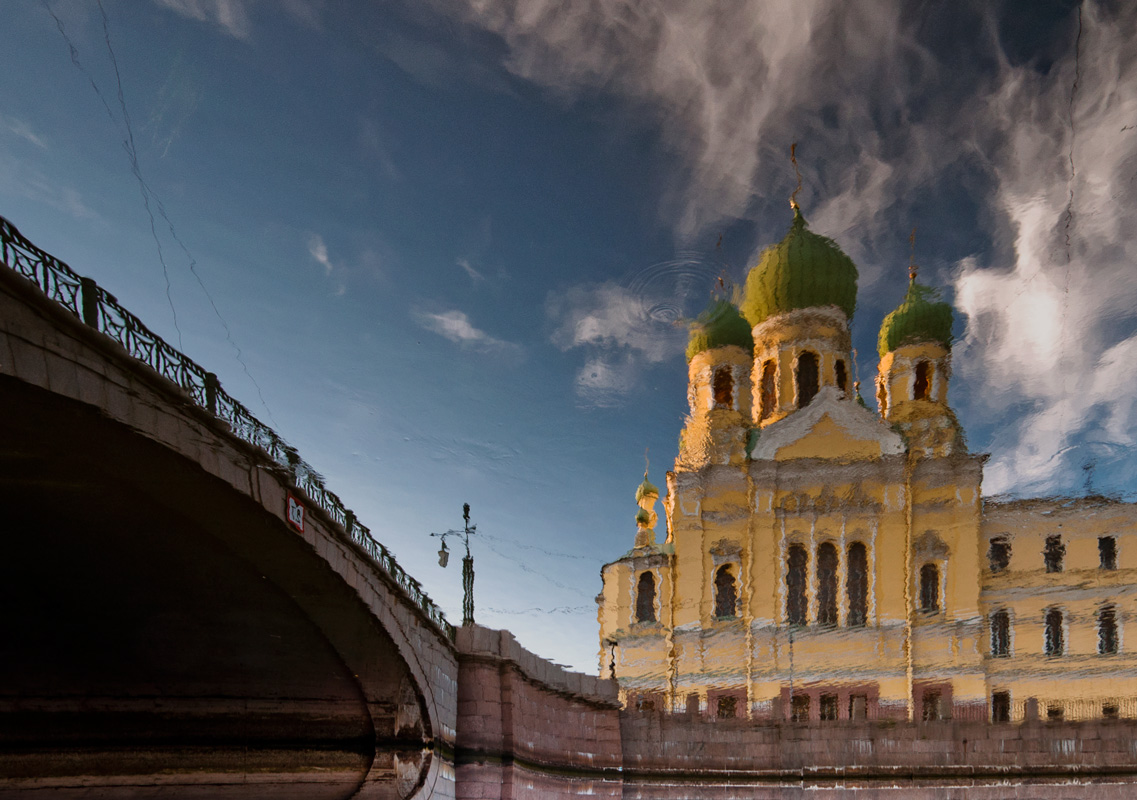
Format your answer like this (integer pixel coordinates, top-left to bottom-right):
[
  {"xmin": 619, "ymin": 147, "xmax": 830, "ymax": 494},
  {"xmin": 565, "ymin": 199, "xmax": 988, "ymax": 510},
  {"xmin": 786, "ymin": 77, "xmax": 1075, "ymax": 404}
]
[{"xmin": 431, "ymin": 503, "xmax": 477, "ymax": 627}]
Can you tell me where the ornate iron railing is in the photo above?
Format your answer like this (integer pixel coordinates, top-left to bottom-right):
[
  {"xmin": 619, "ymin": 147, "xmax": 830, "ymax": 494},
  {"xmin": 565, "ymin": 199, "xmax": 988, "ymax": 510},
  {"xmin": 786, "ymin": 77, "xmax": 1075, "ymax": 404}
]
[{"xmin": 0, "ymin": 215, "xmax": 454, "ymax": 642}]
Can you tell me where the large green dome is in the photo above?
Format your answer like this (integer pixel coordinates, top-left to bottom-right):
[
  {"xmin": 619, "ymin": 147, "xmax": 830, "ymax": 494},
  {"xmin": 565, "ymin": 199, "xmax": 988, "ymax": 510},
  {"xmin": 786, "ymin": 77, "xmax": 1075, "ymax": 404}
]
[
  {"xmin": 877, "ymin": 280, "xmax": 954, "ymax": 356},
  {"xmin": 686, "ymin": 298, "xmax": 754, "ymax": 361},
  {"xmin": 740, "ymin": 208, "xmax": 858, "ymax": 327}
]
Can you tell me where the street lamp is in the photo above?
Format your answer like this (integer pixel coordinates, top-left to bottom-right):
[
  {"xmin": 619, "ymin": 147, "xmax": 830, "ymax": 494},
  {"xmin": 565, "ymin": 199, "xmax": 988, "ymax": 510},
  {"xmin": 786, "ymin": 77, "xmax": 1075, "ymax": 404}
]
[{"xmin": 431, "ymin": 503, "xmax": 477, "ymax": 627}]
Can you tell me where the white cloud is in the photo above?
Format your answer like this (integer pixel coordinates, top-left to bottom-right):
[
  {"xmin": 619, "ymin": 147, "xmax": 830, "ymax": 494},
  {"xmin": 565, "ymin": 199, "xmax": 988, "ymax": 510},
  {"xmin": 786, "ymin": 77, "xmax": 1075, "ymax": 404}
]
[
  {"xmin": 154, "ymin": 0, "xmax": 255, "ymax": 38},
  {"xmin": 456, "ymin": 257, "xmax": 484, "ymax": 282},
  {"xmin": 307, "ymin": 233, "xmax": 333, "ymax": 274},
  {"xmin": 152, "ymin": 0, "xmax": 319, "ymax": 38},
  {"xmin": 415, "ymin": 309, "xmax": 520, "ymax": 353},
  {"xmin": 954, "ymin": 3, "xmax": 1137, "ymax": 495},
  {"xmin": 442, "ymin": 0, "xmax": 932, "ymax": 247},
  {"xmin": 450, "ymin": 0, "xmax": 1137, "ymax": 492},
  {"xmin": 548, "ymin": 282, "xmax": 682, "ymax": 364},
  {"xmin": 0, "ymin": 115, "xmax": 47, "ymax": 149}
]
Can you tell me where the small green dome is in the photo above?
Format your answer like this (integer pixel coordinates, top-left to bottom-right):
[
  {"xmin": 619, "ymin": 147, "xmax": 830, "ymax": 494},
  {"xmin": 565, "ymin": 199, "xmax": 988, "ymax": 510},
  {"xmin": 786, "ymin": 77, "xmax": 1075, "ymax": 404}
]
[
  {"xmin": 877, "ymin": 280, "xmax": 954, "ymax": 356},
  {"xmin": 686, "ymin": 298, "xmax": 754, "ymax": 361},
  {"xmin": 635, "ymin": 478, "xmax": 659, "ymax": 503},
  {"xmin": 740, "ymin": 208, "xmax": 858, "ymax": 327},
  {"xmin": 635, "ymin": 508, "xmax": 651, "ymax": 525}
]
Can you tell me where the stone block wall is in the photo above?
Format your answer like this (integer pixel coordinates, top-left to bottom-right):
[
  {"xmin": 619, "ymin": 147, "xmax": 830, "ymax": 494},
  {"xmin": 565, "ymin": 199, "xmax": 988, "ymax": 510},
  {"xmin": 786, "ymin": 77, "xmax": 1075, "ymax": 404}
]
[
  {"xmin": 454, "ymin": 625, "xmax": 623, "ymax": 799},
  {"xmin": 451, "ymin": 622, "xmax": 1137, "ymax": 799},
  {"xmin": 620, "ymin": 712, "xmax": 1137, "ymax": 798}
]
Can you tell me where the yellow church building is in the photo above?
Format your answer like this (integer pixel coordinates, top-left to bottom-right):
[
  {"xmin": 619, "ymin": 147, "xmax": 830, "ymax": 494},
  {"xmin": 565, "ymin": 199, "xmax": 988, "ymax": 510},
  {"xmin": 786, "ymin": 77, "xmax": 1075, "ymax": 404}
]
[{"xmin": 597, "ymin": 202, "xmax": 1137, "ymax": 724}]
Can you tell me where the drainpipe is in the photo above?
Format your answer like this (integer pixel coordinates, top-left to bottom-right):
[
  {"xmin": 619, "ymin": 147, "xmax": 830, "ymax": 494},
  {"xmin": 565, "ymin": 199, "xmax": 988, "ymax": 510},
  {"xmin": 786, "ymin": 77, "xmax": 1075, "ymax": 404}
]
[{"xmin": 904, "ymin": 456, "xmax": 916, "ymax": 722}]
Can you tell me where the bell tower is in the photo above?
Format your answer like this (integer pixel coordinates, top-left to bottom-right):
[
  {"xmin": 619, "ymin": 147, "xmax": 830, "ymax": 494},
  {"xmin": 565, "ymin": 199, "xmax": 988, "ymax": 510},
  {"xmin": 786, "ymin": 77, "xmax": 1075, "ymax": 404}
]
[
  {"xmin": 740, "ymin": 203, "xmax": 860, "ymax": 427},
  {"xmin": 876, "ymin": 263, "xmax": 962, "ymax": 457},
  {"xmin": 676, "ymin": 298, "xmax": 754, "ymax": 470}
]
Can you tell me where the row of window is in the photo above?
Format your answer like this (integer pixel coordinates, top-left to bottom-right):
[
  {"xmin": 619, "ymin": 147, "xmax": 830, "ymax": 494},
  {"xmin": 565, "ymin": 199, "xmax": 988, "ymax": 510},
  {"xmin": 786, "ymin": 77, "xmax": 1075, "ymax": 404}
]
[
  {"xmin": 633, "ymin": 565, "xmax": 741, "ymax": 623},
  {"xmin": 788, "ymin": 692, "xmax": 871, "ymax": 722},
  {"xmin": 753, "ymin": 352, "xmax": 848, "ymax": 421},
  {"xmin": 990, "ymin": 692, "xmax": 1121, "ymax": 723},
  {"xmin": 642, "ymin": 689, "xmax": 1126, "ymax": 723},
  {"xmin": 877, "ymin": 359, "xmax": 936, "ymax": 417},
  {"xmin": 988, "ymin": 534, "xmax": 1118, "ymax": 573},
  {"xmin": 785, "ymin": 542, "xmax": 871, "ymax": 626},
  {"xmin": 633, "ymin": 545, "xmax": 937, "ymax": 626},
  {"xmin": 637, "ymin": 549, "xmax": 1127, "ymax": 631},
  {"xmin": 990, "ymin": 606, "xmax": 1120, "ymax": 657},
  {"xmin": 710, "ymin": 353, "xmax": 938, "ymax": 421}
]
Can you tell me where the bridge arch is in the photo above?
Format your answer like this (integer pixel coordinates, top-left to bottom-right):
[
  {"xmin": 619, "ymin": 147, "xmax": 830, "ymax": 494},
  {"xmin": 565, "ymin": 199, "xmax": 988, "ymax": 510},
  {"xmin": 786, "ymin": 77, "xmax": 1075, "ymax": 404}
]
[{"xmin": 0, "ymin": 226, "xmax": 458, "ymax": 797}]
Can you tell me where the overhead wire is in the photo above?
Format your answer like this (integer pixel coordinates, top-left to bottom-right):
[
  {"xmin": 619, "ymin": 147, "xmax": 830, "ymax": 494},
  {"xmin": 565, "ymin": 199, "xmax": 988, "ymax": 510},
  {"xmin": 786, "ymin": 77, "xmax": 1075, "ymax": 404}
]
[
  {"xmin": 41, "ymin": 1, "xmax": 278, "ymax": 426},
  {"xmin": 478, "ymin": 536, "xmax": 593, "ymax": 598}
]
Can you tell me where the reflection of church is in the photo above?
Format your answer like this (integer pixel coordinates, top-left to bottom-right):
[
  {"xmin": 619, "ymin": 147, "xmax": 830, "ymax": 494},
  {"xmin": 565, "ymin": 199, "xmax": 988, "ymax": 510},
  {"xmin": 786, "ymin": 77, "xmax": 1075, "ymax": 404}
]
[{"xmin": 597, "ymin": 202, "xmax": 1137, "ymax": 723}]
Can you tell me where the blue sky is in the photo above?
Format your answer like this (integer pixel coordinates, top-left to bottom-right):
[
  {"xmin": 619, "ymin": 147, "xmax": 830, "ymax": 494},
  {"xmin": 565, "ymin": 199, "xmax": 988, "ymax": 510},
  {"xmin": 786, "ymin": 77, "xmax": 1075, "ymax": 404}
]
[{"xmin": 3, "ymin": 0, "xmax": 1136, "ymax": 670}]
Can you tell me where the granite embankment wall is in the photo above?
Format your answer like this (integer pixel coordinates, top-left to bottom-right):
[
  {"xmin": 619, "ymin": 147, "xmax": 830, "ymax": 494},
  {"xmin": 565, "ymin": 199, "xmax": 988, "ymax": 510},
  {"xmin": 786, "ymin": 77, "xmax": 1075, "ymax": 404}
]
[
  {"xmin": 455, "ymin": 626, "xmax": 624, "ymax": 798},
  {"xmin": 454, "ymin": 627, "xmax": 1137, "ymax": 798}
]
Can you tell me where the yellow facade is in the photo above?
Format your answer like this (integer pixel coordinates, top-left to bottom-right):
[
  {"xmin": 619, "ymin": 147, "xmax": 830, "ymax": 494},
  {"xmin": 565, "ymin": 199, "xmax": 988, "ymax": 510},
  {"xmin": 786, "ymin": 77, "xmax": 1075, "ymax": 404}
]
[{"xmin": 598, "ymin": 231, "xmax": 1137, "ymax": 724}]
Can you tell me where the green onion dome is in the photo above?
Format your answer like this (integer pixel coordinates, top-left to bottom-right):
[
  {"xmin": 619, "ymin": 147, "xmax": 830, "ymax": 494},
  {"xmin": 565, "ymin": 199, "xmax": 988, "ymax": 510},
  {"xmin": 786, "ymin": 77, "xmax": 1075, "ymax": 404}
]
[
  {"xmin": 740, "ymin": 207, "xmax": 858, "ymax": 327},
  {"xmin": 635, "ymin": 508, "xmax": 651, "ymax": 525},
  {"xmin": 635, "ymin": 477, "xmax": 659, "ymax": 503},
  {"xmin": 877, "ymin": 280, "xmax": 954, "ymax": 356},
  {"xmin": 686, "ymin": 298, "xmax": 754, "ymax": 361}
]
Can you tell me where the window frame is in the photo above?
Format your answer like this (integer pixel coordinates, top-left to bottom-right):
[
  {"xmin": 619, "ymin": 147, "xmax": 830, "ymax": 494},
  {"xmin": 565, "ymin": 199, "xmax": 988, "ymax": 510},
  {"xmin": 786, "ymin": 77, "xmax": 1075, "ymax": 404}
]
[
  {"xmin": 759, "ymin": 359, "xmax": 777, "ymax": 421},
  {"xmin": 786, "ymin": 543, "xmax": 809, "ymax": 626},
  {"xmin": 991, "ymin": 690, "xmax": 1011, "ymax": 723},
  {"xmin": 713, "ymin": 563, "xmax": 738, "ymax": 619},
  {"xmin": 1098, "ymin": 605, "xmax": 1119, "ymax": 655},
  {"xmin": 1044, "ymin": 535, "xmax": 1065, "ymax": 573},
  {"xmin": 913, "ymin": 360, "xmax": 932, "ymax": 400},
  {"xmin": 846, "ymin": 541, "xmax": 868, "ymax": 627},
  {"xmin": 634, "ymin": 570, "xmax": 658, "ymax": 624},
  {"xmin": 990, "ymin": 609, "xmax": 1011, "ymax": 658},
  {"xmin": 790, "ymin": 693, "xmax": 811, "ymax": 723},
  {"xmin": 1099, "ymin": 536, "xmax": 1118, "ymax": 570},
  {"xmin": 816, "ymin": 541, "xmax": 839, "ymax": 627},
  {"xmin": 712, "ymin": 365, "xmax": 734, "ymax": 409},
  {"xmin": 1044, "ymin": 607, "xmax": 1065, "ymax": 657},
  {"xmin": 918, "ymin": 562, "xmax": 941, "ymax": 614},
  {"xmin": 988, "ymin": 536, "xmax": 1011, "ymax": 573},
  {"xmin": 795, "ymin": 351, "xmax": 819, "ymax": 408}
]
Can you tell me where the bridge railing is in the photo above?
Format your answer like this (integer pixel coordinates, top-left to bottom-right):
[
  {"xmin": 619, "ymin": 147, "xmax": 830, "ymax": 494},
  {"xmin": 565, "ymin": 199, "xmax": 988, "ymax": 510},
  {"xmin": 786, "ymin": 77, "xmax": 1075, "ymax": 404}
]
[{"xmin": 0, "ymin": 215, "xmax": 455, "ymax": 642}]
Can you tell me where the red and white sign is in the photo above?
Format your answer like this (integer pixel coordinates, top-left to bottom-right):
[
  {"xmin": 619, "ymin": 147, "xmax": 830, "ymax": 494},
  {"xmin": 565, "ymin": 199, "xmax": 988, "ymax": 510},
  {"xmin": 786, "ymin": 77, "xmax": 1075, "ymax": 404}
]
[{"xmin": 286, "ymin": 494, "xmax": 305, "ymax": 532}]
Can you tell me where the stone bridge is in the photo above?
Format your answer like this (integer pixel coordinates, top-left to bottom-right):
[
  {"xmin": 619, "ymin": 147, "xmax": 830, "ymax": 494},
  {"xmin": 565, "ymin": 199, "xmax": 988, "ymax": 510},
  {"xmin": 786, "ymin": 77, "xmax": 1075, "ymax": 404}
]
[
  {"xmin": 5, "ymin": 217, "xmax": 1137, "ymax": 800},
  {"xmin": 0, "ymin": 217, "xmax": 465, "ymax": 798}
]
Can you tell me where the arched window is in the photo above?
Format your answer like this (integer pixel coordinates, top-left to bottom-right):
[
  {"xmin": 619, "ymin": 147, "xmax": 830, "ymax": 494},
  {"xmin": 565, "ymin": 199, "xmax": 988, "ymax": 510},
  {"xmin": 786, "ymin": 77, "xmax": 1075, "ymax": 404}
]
[
  {"xmin": 876, "ymin": 379, "xmax": 888, "ymax": 417},
  {"xmin": 712, "ymin": 366, "xmax": 733, "ymax": 408},
  {"xmin": 990, "ymin": 609, "xmax": 1011, "ymax": 657},
  {"xmin": 795, "ymin": 352, "xmax": 819, "ymax": 408},
  {"xmin": 846, "ymin": 542, "xmax": 868, "ymax": 627},
  {"xmin": 1099, "ymin": 606, "xmax": 1119, "ymax": 655},
  {"xmin": 714, "ymin": 564, "xmax": 737, "ymax": 618},
  {"xmin": 835, "ymin": 359, "xmax": 848, "ymax": 395},
  {"xmin": 913, "ymin": 360, "xmax": 931, "ymax": 400},
  {"xmin": 816, "ymin": 542, "xmax": 838, "ymax": 626},
  {"xmin": 919, "ymin": 563, "xmax": 939, "ymax": 613},
  {"xmin": 1044, "ymin": 608, "xmax": 1064, "ymax": 656},
  {"xmin": 759, "ymin": 360, "xmax": 777, "ymax": 421},
  {"xmin": 635, "ymin": 572, "xmax": 656, "ymax": 623},
  {"xmin": 786, "ymin": 544, "xmax": 808, "ymax": 626}
]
